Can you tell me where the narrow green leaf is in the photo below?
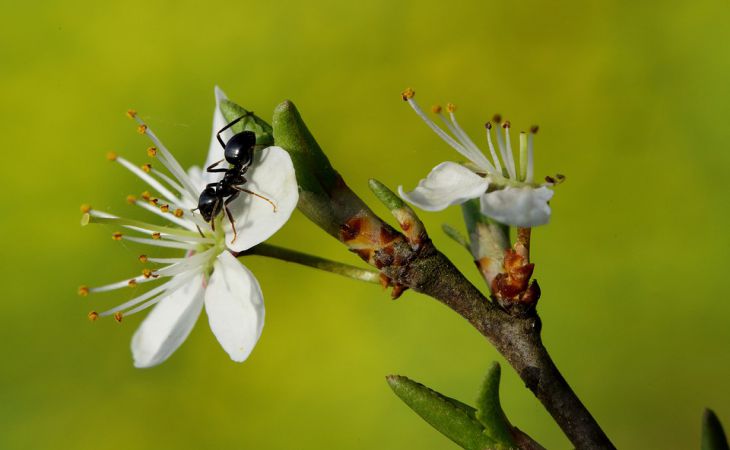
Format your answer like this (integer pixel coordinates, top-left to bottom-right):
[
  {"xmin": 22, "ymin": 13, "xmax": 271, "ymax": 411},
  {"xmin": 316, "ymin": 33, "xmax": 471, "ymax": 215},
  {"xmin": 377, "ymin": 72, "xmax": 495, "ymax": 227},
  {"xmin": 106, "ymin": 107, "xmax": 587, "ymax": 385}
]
[
  {"xmin": 475, "ymin": 363, "xmax": 517, "ymax": 448},
  {"xmin": 442, "ymin": 223, "xmax": 470, "ymax": 251},
  {"xmin": 219, "ymin": 99, "xmax": 274, "ymax": 147},
  {"xmin": 702, "ymin": 409, "xmax": 729, "ymax": 450},
  {"xmin": 387, "ymin": 375, "xmax": 496, "ymax": 450},
  {"xmin": 368, "ymin": 178, "xmax": 405, "ymax": 211}
]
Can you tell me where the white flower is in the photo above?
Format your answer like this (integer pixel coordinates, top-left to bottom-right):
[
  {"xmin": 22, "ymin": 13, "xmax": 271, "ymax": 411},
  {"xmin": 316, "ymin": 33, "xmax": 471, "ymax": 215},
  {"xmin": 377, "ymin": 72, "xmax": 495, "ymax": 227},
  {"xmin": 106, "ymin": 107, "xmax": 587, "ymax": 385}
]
[
  {"xmin": 79, "ymin": 87, "xmax": 299, "ymax": 368},
  {"xmin": 398, "ymin": 89, "xmax": 556, "ymax": 227}
]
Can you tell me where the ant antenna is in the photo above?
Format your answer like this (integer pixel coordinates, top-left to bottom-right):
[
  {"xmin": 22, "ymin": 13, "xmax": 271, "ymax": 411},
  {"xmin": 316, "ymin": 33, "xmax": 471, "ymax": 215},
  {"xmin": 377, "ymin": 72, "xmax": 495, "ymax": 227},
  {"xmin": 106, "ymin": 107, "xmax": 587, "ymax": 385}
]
[{"xmin": 216, "ymin": 113, "xmax": 253, "ymax": 149}]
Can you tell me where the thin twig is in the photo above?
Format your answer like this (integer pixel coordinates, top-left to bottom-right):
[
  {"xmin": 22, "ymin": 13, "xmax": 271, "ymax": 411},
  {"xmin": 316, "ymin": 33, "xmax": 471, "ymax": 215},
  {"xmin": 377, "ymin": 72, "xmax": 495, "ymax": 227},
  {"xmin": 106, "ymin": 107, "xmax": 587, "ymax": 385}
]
[{"xmin": 238, "ymin": 243, "xmax": 381, "ymax": 284}]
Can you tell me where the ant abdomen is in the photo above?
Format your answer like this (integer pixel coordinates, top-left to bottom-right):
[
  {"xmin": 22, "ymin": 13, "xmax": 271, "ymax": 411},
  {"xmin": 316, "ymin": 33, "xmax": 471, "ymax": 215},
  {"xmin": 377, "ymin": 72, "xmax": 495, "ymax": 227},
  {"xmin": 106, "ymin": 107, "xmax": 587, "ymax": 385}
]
[{"xmin": 224, "ymin": 130, "xmax": 256, "ymax": 166}]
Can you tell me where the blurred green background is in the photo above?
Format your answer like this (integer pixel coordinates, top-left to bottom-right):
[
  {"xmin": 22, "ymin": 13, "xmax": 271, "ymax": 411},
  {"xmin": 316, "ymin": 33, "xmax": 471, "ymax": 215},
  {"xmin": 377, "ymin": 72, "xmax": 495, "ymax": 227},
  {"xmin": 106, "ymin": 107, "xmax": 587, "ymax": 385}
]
[{"xmin": 2, "ymin": 0, "xmax": 729, "ymax": 448}]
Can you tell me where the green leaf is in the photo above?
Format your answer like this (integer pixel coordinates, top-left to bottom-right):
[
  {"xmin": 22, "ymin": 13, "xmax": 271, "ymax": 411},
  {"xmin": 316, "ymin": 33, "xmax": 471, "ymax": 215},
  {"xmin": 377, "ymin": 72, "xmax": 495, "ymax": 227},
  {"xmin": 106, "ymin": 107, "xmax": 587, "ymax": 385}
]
[
  {"xmin": 219, "ymin": 99, "xmax": 274, "ymax": 147},
  {"xmin": 387, "ymin": 375, "xmax": 496, "ymax": 450},
  {"xmin": 702, "ymin": 409, "xmax": 729, "ymax": 450},
  {"xmin": 272, "ymin": 100, "xmax": 339, "ymax": 194},
  {"xmin": 475, "ymin": 363, "xmax": 517, "ymax": 448},
  {"xmin": 368, "ymin": 178, "xmax": 406, "ymax": 211},
  {"xmin": 272, "ymin": 100, "xmax": 348, "ymax": 238},
  {"xmin": 442, "ymin": 223, "xmax": 470, "ymax": 251}
]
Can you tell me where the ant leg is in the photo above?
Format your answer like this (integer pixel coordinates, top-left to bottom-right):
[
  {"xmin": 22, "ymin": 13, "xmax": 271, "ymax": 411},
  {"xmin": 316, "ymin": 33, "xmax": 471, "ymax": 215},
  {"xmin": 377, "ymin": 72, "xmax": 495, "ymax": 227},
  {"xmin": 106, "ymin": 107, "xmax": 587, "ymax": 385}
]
[
  {"xmin": 216, "ymin": 113, "xmax": 253, "ymax": 148},
  {"xmin": 223, "ymin": 193, "xmax": 240, "ymax": 244},
  {"xmin": 189, "ymin": 208, "xmax": 206, "ymax": 238},
  {"xmin": 206, "ymin": 159, "xmax": 228, "ymax": 173},
  {"xmin": 209, "ymin": 198, "xmax": 222, "ymax": 232},
  {"xmin": 233, "ymin": 186, "xmax": 278, "ymax": 212}
]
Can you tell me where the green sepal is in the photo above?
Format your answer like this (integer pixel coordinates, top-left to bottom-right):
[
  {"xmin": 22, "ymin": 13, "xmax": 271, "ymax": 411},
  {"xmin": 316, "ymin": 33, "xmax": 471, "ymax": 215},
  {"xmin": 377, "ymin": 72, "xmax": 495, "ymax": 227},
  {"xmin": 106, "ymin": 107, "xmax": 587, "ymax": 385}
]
[
  {"xmin": 702, "ymin": 409, "xmax": 729, "ymax": 450},
  {"xmin": 219, "ymin": 99, "xmax": 274, "ymax": 148},
  {"xmin": 475, "ymin": 363, "xmax": 517, "ymax": 448},
  {"xmin": 386, "ymin": 375, "xmax": 497, "ymax": 450}
]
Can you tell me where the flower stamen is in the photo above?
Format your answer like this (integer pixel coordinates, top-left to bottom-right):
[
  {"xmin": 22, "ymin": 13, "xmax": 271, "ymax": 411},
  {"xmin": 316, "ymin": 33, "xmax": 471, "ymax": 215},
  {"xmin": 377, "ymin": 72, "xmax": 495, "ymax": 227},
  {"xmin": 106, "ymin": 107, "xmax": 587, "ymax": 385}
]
[
  {"xmin": 484, "ymin": 122, "xmax": 503, "ymax": 174},
  {"xmin": 401, "ymin": 89, "xmax": 483, "ymax": 167},
  {"xmin": 114, "ymin": 156, "xmax": 181, "ymax": 207},
  {"xmin": 129, "ymin": 114, "xmax": 200, "ymax": 197},
  {"xmin": 84, "ymin": 212, "xmax": 210, "ymax": 241},
  {"xmin": 502, "ymin": 121, "xmax": 517, "ymax": 179}
]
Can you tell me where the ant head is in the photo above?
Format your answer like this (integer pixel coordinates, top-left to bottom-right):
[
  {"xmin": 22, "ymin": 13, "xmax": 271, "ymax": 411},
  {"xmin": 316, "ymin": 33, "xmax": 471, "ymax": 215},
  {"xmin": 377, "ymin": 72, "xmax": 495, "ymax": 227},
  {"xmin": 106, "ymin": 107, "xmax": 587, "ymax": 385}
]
[
  {"xmin": 197, "ymin": 185, "xmax": 221, "ymax": 221},
  {"xmin": 224, "ymin": 131, "xmax": 256, "ymax": 166}
]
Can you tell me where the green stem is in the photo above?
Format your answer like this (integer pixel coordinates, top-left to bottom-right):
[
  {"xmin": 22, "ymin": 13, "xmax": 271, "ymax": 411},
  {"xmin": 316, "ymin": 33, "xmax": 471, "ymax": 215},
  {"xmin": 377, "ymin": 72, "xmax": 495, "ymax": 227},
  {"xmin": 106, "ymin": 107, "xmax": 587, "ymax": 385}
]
[{"xmin": 237, "ymin": 243, "xmax": 381, "ymax": 284}]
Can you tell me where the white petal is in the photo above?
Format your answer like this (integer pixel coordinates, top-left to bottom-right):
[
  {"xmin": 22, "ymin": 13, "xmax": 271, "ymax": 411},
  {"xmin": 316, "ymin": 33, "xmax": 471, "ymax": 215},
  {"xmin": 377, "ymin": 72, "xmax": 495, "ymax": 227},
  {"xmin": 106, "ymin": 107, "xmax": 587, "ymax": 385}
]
[
  {"xmin": 204, "ymin": 86, "xmax": 231, "ymax": 183},
  {"xmin": 398, "ymin": 161, "xmax": 488, "ymax": 211},
  {"xmin": 480, "ymin": 186, "xmax": 554, "ymax": 227},
  {"xmin": 187, "ymin": 165, "xmax": 207, "ymax": 193},
  {"xmin": 204, "ymin": 252, "xmax": 265, "ymax": 362},
  {"xmin": 131, "ymin": 272, "xmax": 205, "ymax": 368},
  {"xmin": 224, "ymin": 146, "xmax": 299, "ymax": 252}
]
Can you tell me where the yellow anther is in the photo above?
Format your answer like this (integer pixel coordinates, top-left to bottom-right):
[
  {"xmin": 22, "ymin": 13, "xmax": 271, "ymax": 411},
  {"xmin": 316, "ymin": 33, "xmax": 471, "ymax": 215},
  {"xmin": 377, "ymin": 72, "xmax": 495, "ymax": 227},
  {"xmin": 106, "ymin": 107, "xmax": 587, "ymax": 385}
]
[
  {"xmin": 141, "ymin": 191, "xmax": 151, "ymax": 201},
  {"xmin": 446, "ymin": 103, "xmax": 456, "ymax": 113},
  {"xmin": 138, "ymin": 254, "xmax": 148, "ymax": 263},
  {"xmin": 141, "ymin": 163, "xmax": 152, "ymax": 173},
  {"xmin": 87, "ymin": 311, "xmax": 99, "ymax": 321},
  {"xmin": 174, "ymin": 209, "xmax": 184, "ymax": 218},
  {"xmin": 112, "ymin": 231, "xmax": 123, "ymax": 241},
  {"xmin": 126, "ymin": 109, "xmax": 137, "ymax": 119},
  {"xmin": 142, "ymin": 268, "xmax": 153, "ymax": 278},
  {"xmin": 401, "ymin": 88, "xmax": 415, "ymax": 101},
  {"xmin": 80, "ymin": 204, "xmax": 92, "ymax": 213},
  {"xmin": 106, "ymin": 151, "xmax": 118, "ymax": 161},
  {"xmin": 113, "ymin": 312, "xmax": 123, "ymax": 323},
  {"xmin": 128, "ymin": 279, "xmax": 138, "ymax": 287},
  {"xmin": 149, "ymin": 197, "xmax": 159, "ymax": 205},
  {"xmin": 431, "ymin": 105, "xmax": 442, "ymax": 114},
  {"xmin": 137, "ymin": 124, "xmax": 147, "ymax": 134},
  {"xmin": 126, "ymin": 194, "xmax": 137, "ymax": 204},
  {"xmin": 160, "ymin": 204, "xmax": 170, "ymax": 213},
  {"xmin": 147, "ymin": 147, "xmax": 157, "ymax": 157},
  {"xmin": 78, "ymin": 285, "xmax": 90, "ymax": 297},
  {"xmin": 151, "ymin": 232, "xmax": 161, "ymax": 240}
]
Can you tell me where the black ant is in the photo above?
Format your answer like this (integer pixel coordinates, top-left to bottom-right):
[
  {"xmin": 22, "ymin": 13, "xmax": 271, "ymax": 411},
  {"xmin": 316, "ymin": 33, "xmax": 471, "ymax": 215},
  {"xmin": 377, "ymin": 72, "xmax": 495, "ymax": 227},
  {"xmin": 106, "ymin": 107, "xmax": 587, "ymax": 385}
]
[{"xmin": 194, "ymin": 115, "xmax": 277, "ymax": 243}]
